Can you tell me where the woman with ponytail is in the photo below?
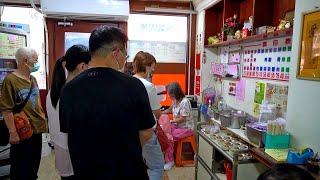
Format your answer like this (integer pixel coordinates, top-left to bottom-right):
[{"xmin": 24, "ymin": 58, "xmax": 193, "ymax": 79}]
[{"xmin": 46, "ymin": 44, "xmax": 90, "ymax": 180}]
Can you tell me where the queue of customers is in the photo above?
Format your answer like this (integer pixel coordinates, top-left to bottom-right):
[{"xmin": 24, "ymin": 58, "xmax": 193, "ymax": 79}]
[
  {"xmin": 0, "ymin": 25, "xmax": 195, "ymax": 180},
  {"xmin": 0, "ymin": 25, "xmax": 316, "ymax": 180}
]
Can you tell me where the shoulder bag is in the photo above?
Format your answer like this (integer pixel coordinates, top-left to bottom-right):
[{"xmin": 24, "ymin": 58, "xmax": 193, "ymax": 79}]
[
  {"xmin": 0, "ymin": 78, "xmax": 34, "ymax": 145},
  {"xmin": 13, "ymin": 78, "xmax": 34, "ymax": 140}
]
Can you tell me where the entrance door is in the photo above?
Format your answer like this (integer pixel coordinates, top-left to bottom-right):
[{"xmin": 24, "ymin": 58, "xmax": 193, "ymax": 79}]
[
  {"xmin": 42, "ymin": 19, "xmax": 127, "ymax": 113},
  {"xmin": 47, "ymin": 19, "xmax": 127, "ymax": 87}
]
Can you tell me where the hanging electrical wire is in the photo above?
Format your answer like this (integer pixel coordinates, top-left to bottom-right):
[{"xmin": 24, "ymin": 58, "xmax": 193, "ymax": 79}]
[
  {"xmin": 200, "ymin": 75, "xmax": 215, "ymax": 94},
  {"xmin": 0, "ymin": 0, "xmax": 4, "ymax": 21},
  {"xmin": 30, "ymin": 0, "xmax": 42, "ymax": 14}
]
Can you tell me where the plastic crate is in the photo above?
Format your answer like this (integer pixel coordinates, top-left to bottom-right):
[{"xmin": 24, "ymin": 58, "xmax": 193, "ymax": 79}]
[{"xmin": 265, "ymin": 132, "xmax": 290, "ymax": 149}]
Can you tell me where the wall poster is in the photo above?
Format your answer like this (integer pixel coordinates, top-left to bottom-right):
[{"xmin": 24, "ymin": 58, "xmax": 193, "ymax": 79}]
[
  {"xmin": 266, "ymin": 83, "xmax": 289, "ymax": 112},
  {"xmin": 228, "ymin": 82, "xmax": 236, "ymax": 96},
  {"xmin": 236, "ymin": 79, "xmax": 246, "ymax": 101},
  {"xmin": 253, "ymin": 82, "xmax": 266, "ymax": 116}
]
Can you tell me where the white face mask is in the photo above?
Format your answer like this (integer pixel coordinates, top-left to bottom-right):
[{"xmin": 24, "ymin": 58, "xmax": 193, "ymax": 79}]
[{"xmin": 113, "ymin": 50, "xmax": 127, "ymax": 73}]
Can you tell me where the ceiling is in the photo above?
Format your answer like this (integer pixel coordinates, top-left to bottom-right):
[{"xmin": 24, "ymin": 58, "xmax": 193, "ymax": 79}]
[
  {"xmin": 2, "ymin": 0, "xmax": 41, "ymax": 4},
  {"xmin": 1, "ymin": 0, "xmax": 205, "ymax": 10},
  {"xmin": 2, "ymin": 0, "xmax": 194, "ymax": 4},
  {"xmin": 2, "ymin": 0, "xmax": 200, "ymax": 5}
]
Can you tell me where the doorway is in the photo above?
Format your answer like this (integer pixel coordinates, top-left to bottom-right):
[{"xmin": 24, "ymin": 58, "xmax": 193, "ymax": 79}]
[
  {"xmin": 43, "ymin": 19, "xmax": 127, "ymax": 113},
  {"xmin": 46, "ymin": 19, "xmax": 127, "ymax": 87}
]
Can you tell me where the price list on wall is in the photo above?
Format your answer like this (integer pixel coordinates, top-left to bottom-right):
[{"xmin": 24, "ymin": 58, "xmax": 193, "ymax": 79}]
[
  {"xmin": 0, "ymin": 32, "xmax": 26, "ymax": 59},
  {"xmin": 242, "ymin": 36, "xmax": 292, "ymax": 81},
  {"xmin": 128, "ymin": 40, "xmax": 186, "ymax": 63}
]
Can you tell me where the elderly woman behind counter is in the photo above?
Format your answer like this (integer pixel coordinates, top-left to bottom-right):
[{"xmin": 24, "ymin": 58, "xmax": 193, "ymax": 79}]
[{"xmin": 161, "ymin": 82, "xmax": 194, "ymax": 170}]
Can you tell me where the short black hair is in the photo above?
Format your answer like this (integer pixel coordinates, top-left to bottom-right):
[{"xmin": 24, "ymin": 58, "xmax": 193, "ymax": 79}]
[
  {"xmin": 257, "ymin": 164, "xmax": 315, "ymax": 180},
  {"xmin": 166, "ymin": 82, "xmax": 185, "ymax": 101},
  {"xmin": 65, "ymin": 44, "xmax": 91, "ymax": 72},
  {"xmin": 89, "ymin": 26, "xmax": 128, "ymax": 57}
]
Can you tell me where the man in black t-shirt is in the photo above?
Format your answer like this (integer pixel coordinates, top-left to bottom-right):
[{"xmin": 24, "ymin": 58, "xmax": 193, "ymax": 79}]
[{"xmin": 59, "ymin": 26, "xmax": 155, "ymax": 179}]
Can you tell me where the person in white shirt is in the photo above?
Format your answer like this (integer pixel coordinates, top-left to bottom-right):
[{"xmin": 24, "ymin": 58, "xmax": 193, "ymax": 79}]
[
  {"xmin": 46, "ymin": 45, "xmax": 90, "ymax": 180},
  {"xmin": 132, "ymin": 51, "xmax": 165, "ymax": 179}
]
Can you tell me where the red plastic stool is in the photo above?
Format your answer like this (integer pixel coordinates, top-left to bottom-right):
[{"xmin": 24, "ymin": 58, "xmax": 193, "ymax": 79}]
[{"xmin": 175, "ymin": 135, "xmax": 197, "ymax": 167}]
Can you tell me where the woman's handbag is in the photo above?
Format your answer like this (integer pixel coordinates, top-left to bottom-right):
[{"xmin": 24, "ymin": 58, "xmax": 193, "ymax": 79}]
[
  {"xmin": 155, "ymin": 122, "xmax": 170, "ymax": 152},
  {"xmin": 13, "ymin": 79, "xmax": 34, "ymax": 140}
]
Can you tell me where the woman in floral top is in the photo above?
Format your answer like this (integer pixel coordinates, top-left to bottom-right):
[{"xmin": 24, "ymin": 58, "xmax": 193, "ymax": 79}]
[{"xmin": 161, "ymin": 82, "xmax": 194, "ymax": 170}]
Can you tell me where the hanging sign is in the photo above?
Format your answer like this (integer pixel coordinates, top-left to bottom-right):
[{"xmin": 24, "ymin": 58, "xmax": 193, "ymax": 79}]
[{"xmin": 195, "ymin": 75, "xmax": 201, "ymax": 96}]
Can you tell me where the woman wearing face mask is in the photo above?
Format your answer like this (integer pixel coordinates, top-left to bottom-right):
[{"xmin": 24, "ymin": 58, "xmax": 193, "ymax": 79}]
[
  {"xmin": 132, "ymin": 51, "xmax": 165, "ymax": 180},
  {"xmin": 46, "ymin": 44, "xmax": 90, "ymax": 180},
  {"xmin": 161, "ymin": 82, "xmax": 194, "ymax": 170}
]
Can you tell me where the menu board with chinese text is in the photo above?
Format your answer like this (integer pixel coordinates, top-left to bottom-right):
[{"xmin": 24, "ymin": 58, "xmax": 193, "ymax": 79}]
[{"xmin": 0, "ymin": 32, "xmax": 26, "ymax": 59}]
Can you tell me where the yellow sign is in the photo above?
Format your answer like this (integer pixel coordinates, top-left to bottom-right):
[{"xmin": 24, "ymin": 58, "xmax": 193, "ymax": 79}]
[{"xmin": 265, "ymin": 149, "xmax": 288, "ymax": 162}]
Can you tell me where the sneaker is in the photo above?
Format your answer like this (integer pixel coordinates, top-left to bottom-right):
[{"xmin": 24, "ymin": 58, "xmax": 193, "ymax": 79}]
[{"xmin": 164, "ymin": 161, "xmax": 175, "ymax": 171}]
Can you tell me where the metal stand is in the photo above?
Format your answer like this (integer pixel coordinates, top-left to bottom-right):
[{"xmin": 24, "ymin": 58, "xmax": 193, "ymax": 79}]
[{"xmin": 195, "ymin": 120, "xmax": 257, "ymax": 180}]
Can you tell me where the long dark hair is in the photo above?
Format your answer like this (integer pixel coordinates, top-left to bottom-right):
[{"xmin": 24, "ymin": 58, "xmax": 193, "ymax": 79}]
[{"xmin": 50, "ymin": 44, "xmax": 91, "ymax": 108}]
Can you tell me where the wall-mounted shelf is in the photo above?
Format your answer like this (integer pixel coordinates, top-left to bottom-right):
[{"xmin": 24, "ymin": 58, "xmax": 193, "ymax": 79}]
[
  {"xmin": 204, "ymin": 0, "xmax": 295, "ymax": 46},
  {"xmin": 205, "ymin": 28, "xmax": 293, "ymax": 48}
]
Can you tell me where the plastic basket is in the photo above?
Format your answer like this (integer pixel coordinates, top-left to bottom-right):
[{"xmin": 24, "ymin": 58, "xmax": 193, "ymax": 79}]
[{"xmin": 265, "ymin": 132, "xmax": 290, "ymax": 149}]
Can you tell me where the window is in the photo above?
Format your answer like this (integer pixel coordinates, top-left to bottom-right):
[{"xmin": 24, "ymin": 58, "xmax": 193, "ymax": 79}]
[
  {"xmin": 65, "ymin": 32, "xmax": 90, "ymax": 52},
  {"xmin": 1, "ymin": 6, "xmax": 46, "ymax": 89},
  {"xmin": 128, "ymin": 14, "xmax": 188, "ymax": 63}
]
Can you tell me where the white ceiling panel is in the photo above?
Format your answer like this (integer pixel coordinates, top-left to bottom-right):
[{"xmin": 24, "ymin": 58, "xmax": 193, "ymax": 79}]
[
  {"xmin": 1, "ymin": 0, "xmax": 203, "ymax": 7},
  {"xmin": 2, "ymin": 0, "xmax": 40, "ymax": 5}
]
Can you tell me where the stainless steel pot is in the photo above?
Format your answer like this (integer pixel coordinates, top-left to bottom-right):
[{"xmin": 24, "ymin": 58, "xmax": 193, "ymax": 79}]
[
  {"xmin": 219, "ymin": 110, "xmax": 233, "ymax": 127},
  {"xmin": 213, "ymin": 111, "xmax": 220, "ymax": 120},
  {"xmin": 229, "ymin": 111, "xmax": 246, "ymax": 129}
]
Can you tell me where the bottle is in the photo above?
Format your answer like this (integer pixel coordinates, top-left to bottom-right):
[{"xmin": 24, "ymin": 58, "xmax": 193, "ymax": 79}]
[{"xmin": 218, "ymin": 97, "xmax": 226, "ymax": 112}]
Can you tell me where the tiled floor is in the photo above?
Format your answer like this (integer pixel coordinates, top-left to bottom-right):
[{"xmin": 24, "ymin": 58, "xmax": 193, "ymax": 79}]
[
  {"xmin": 1, "ymin": 140, "xmax": 227, "ymax": 180},
  {"xmin": 37, "ymin": 149, "xmax": 196, "ymax": 180}
]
